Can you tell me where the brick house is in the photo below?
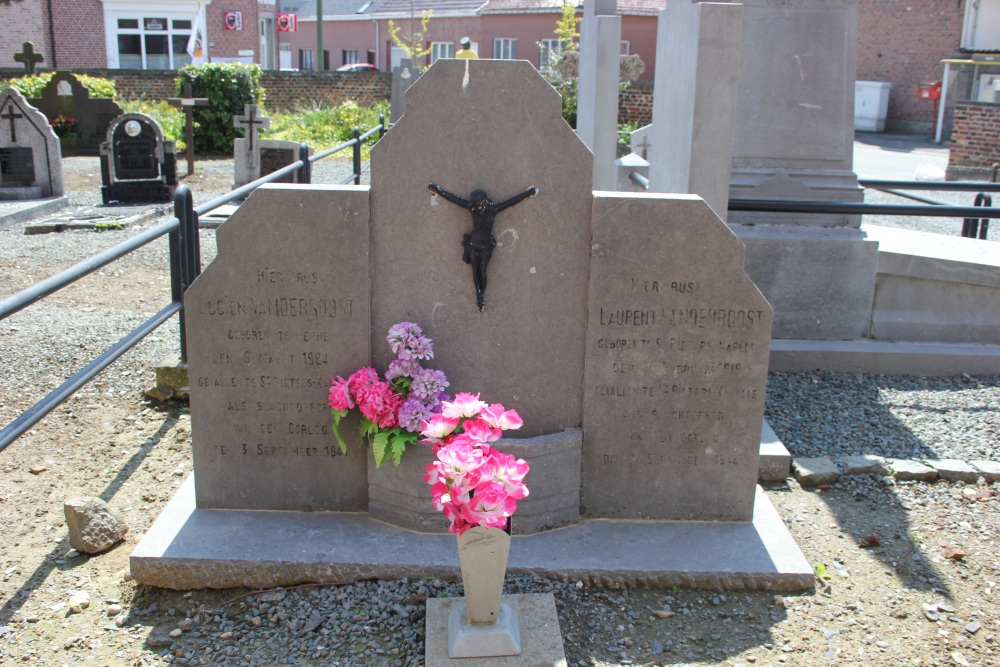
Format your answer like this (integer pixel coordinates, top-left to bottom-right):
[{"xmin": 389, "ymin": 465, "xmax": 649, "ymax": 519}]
[
  {"xmin": 282, "ymin": 0, "xmax": 661, "ymax": 81},
  {"xmin": 0, "ymin": 0, "xmax": 281, "ymax": 71}
]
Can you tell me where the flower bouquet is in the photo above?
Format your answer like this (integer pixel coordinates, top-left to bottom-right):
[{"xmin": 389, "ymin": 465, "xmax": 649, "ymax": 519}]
[
  {"xmin": 50, "ymin": 114, "xmax": 79, "ymax": 139},
  {"xmin": 328, "ymin": 322, "xmax": 450, "ymax": 468},
  {"xmin": 421, "ymin": 394, "xmax": 529, "ymax": 535}
]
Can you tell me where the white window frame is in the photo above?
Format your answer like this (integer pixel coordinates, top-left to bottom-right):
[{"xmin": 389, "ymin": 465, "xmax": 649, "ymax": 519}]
[
  {"xmin": 539, "ymin": 38, "xmax": 569, "ymax": 68},
  {"xmin": 430, "ymin": 41, "xmax": 454, "ymax": 63},
  {"xmin": 101, "ymin": 0, "xmax": 206, "ymax": 70},
  {"xmin": 620, "ymin": 41, "xmax": 630, "ymax": 56},
  {"xmin": 343, "ymin": 49, "xmax": 360, "ymax": 65},
  {"xmin": 493, "ymin": 38, "xmax": 516, "ymax": 59}
]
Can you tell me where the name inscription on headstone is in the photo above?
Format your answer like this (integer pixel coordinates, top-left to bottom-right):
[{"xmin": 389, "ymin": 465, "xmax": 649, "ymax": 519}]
[
  {"xmin": 260, "ymin": 147, "xmax": 295, "ymax": 183},
  {"xmin": 115, "ymin": 139, "xmax": 158, "ymax": 179},
  {"xmin": 0, "ymin": 146, "xmax": 36, "ymax": 185},
  {"xmin": 583, "ymin": 194, "xmax": 772, "ymax": 522},
  {"xmin": 186, "ymin": 186, "xmax": 371, "ymax": 512}
]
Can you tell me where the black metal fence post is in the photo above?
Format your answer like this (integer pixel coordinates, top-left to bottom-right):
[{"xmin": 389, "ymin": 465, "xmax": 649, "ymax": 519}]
[
  {"xmin": 379, "ymin": 113, "xmax": 386, "ymax": 139},
  {"xmin": 962, "ymin": 193, "xmax": 992, "ymax": 240},
  {"xmin": 353, "ymin": 127, "xmax": 361, "ymax": 185},
  {"xmin": 173, "ymin": 185, "xmax": 199, "ymax": 363},
  {"xmin": 298, "ymin": 143, "xmax": 311, "ymax": 184}
]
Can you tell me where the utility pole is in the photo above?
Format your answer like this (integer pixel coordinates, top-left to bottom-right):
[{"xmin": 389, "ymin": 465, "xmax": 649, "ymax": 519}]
[{"xmin": 316, "ymin": 0, "xmax": 324, "ymax": 70}]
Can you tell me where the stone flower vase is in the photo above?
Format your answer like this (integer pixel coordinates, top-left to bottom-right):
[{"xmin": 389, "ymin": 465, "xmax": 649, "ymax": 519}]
[{"xmin": 448, "ymin": 525, "xmax": 522, "ymax": 657}]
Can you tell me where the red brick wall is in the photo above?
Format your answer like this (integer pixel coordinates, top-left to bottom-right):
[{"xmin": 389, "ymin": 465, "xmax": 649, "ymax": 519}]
[
  {"xmin": 948, "ymin": 102, "xmax": 1000, "ymax": 171},
  {"xmin": 211, "ymin": 1, "xmax": 264, "ymax": 61},
  {"xmin": 47, "ymin": 0, "xmax": 107, "ymax": 68},
  {"xmin": 619, "ymin": 82, "xmax": 653, "ymax": 127},
  {"xmin": 856, "ymin": 0, "xmax": 965, "ymax": 128},
  {"xmin": 0, "ymin": 2, "xmax": 47, "ymax": 69}
]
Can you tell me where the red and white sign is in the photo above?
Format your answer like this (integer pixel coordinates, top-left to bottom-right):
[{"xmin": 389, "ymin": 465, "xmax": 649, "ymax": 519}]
[
  {"xmin": 277, "ymin": 13, "xmax": 298, "ymax": 32},
  {"xmin": 223, "ymin": 10, "xmax": 242, "ymax": 30}
]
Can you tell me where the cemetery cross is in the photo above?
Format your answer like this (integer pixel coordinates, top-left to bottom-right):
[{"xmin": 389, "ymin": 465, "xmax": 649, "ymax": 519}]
[
  {"xmin": 233, "ymin": 105, "xmax": 270, "ymax": 169},
  {"xmin": 1, "ymin": 101, "xmax": 24, "ymax": 142},
  {"xmin": 167, "ymin": 84, "xmax": 209, "ymax": 176},
  {"xmin": 427, "ymin": 183, "xmax": 539, "ymax": 311},
  {"xmin": 13, "ymin": 42, "xmax": 44, "ymax": 75}
]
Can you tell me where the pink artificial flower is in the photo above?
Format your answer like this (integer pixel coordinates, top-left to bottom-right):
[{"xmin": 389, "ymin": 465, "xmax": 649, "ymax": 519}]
[
  {"xmin": 420, "ymin": 414, "xmax": 461, "ymax": 441},
  {"xmin": 441, "ymin": 392, "xmax": 488, "ymax": 419},
  {"xmin": 480, "ymin": 404, "xmax": 524, "ymax": 431},
  {"xmin": 328, "ymin": 376, "xmax": 354, "ymax": 411},
  {"xmin": 347, "ymin": 367, "xmax": 379, "ymax": 402},
  {"xmin": 435, "ymin": 440, "xmax": 485, "ymax": 476},
  {"xmin": 461, "ymin": 418, "xmax": 502, "ymax": 445},
  {"xmin": 357, "ymin": 380, "xmax": 402, "ymax": 428},
  {"xmin": 482, "ymin": 450, "xmax": 530, "ymax": 500}
]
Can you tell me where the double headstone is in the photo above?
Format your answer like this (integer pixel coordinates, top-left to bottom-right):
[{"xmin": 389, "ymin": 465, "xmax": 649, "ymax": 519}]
[
  {"xmin": 183, "ymin": 60, "xmax": 772, "ymax": 527},
  {"xmin": 99, "ymin": 113, "xmax": 177, "ymax": 204},
  {"xmin": 31, "ymin": 72, "xmax": 122, "ymax": 156},
  {"xmin": 0, "ymin": 88, "xmax": 64, "ymax": 199}
]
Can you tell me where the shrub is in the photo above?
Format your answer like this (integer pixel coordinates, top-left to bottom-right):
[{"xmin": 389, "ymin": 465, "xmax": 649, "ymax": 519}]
[
  {"xmin": 2, "ymin": 73, "xmax": 117, "ymax": 99},
  {"xmin": 265, "ymin": 101, "xmax": 388, "ymax": 158},
  {"xmin": 176, "ymin": 62, "xmax": 263, "ymax": 154}
]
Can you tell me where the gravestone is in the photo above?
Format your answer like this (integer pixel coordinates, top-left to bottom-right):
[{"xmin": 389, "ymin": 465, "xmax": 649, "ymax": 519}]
[
  {"xmin": 233, "ymin": 104, "xmax": 269, "ymax": 170},
  {"xmin": 134, "ymin": 60, "xmax": 809, "ymax": 594},
  {"xmin": 576, "ymin": 0, "xmax": 622, "ymax": 190},
  {"xmin": 389, "ymin": 58, "xmax": 416, "ymax": 124},
  {"xmin": 234, "ymin": 138, "xmax": 311, "ymax": 188},
  {"xmin": 31, "ymin": 72, "xmax": 122, "ymax": 156},
  {"xmin": 0, "ymin": 88, "xmax": 64, "ymax": 199},
  {"xmin": 582, "ymin": 193, "xmax": 771, "ymax": 520},
  {"xmin": 99, "ymin": 113, "xmax": 177, "ymax": 204}
]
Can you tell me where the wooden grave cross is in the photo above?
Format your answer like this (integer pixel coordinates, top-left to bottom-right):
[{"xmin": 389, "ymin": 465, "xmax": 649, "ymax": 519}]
[
  {"xmin": 233, "ymin": 104, "xmax": 270, "ymax": 170},
  {"xmin": 168, "ymin": 84, "xmax": 210, "ymax": 176},
  {"xmin": 13, "ymin": 42, "xmax": 44, "ymax": 75}
]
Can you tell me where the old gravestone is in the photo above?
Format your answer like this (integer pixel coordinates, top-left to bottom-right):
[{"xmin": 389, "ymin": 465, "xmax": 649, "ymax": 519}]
[
  {"xmin": 100, "ymin": 113, "xmax": 177, "ymax": 204},
  {"xmin": 31, "ymin": 71, "xmax": 122, "ymax": 156},
  {"xmin": 0, "ymin": 88, "xmax": 64, "ymax": 199},
  {"xmin": 133, "ymin": 60, "xmax": 807, "ymax": 593},
  {"xmin": 231, "ymin": 104, "xmax": 305, "ymax": 189}
]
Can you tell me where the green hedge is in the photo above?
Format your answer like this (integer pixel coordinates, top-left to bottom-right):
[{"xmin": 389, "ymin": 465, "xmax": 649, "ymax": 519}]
[
  {"xmin": 177, "ymin": 62, "xmax": 263, "ymax": 154},
  {"xmin": 2, "ymin": 73, "xmax": 118, "ymax": 99}
]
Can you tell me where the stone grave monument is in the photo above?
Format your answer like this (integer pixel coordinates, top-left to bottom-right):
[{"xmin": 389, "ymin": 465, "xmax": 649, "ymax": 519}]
[
  {"xmin": 99, "ymin": 113, "xmax": 177, "ymax": 204},
  {"xmin": 31, "ymin": 71, "xmax": 122, "ymax": 156},
  {"xmin": 13, "ymin": 42, "xmax": 44, "ymax": 75},
  {"xmin": 389, "ymin": 58, "xmax": 416, "ymax": 124},
  {"xmin": 231, "ymin": 104, "xmax": 313, "ymax": 189},
  {"xmin": 0, "ymin": 88, "xmax": 64, "ymax": 199},
  {"xmin": 133, "ymin": 61, "xmax": 810, "ymax": 611}
]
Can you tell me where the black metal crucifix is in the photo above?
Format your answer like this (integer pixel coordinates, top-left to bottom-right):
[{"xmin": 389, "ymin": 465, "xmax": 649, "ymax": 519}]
[
  {"xmin": 13, "ymin": 42, "xmax": 44, "ymax": 75},
  {"xmin": 168, "ymin": 84, "xmax": 209, "ymax": 176},
  {"xmin": 1, "ymin": 101, "xmax": 24, "ymax": 142},
  {"xmin": 428, "ymin": 183, "xmax": 539, "ymax": 311}
]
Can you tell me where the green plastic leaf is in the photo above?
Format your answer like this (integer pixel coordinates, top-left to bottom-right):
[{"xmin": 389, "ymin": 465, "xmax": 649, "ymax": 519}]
[
  {"xmin": 330, "ymin": 409, "xmax": 349, "ymax": 454},
  {"xmin": 371, "ymin": 431, "xmax": 390, "ymax": 469}
]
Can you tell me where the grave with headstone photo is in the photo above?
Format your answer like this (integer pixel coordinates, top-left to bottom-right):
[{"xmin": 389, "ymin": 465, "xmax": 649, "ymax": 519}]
[
  {"xmin": 133, "ymin": 61, "xmax": 810, "ymax": 602},
  {"xmin": 30, "ymin": 72, "xmax": 123, "ymax": 156},
  {"xmin": 0, "ymin": 88, "xmax": 64, "ymax": 200},
  {"xmin": 99, "ymin": 113, "xmax": 177, "ymax": 204}
]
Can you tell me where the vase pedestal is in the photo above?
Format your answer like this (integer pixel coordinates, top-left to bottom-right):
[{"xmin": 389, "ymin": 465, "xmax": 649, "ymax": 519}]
[
  {"xmin": 426, "ymin": 594, "xmax": 566, "ymax": 667},
  {"xmin": 448, "ymin": 601, "xmax": 521, "ymax": 658}
]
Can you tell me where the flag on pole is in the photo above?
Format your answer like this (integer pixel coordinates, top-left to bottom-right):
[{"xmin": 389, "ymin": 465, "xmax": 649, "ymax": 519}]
[{"xmin": 186, "ymin": 3, "xmax": 207, "ymax": 65}]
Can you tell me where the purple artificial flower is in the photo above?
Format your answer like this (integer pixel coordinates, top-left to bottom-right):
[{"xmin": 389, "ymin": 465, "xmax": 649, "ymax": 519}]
[
  {"xmin": 386, "ymin": 322, "xmax": 423, "ymax": 356},
  {"xmin": 398, "ymin": 396, "xmax": 437, "ymax": 433},
  {"xmin": 385, "ymin": 358, "xmax": 421, "ymax": 381},
  {"xmin": 411, "ymin": 368, "xmax": 449, "ymax": 398}
]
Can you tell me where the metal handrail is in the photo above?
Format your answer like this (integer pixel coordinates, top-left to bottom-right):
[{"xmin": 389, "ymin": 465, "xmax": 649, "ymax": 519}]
[{"xmin": 0, "ymin": 117, "xmax": 387, "ymax": 452}]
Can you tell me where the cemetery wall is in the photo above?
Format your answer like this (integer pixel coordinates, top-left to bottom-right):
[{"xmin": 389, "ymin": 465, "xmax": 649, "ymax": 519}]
[
  {"xmin": 619, "ymin": 82, "xmax": 653, "ymax": 127},
  {"xmin": 855, "ymin": 0, "xmax": 965, "ymax": 130},
  {"xmin": 946, "ymin": 102, "xmax": 1000, "ymax": 179}
]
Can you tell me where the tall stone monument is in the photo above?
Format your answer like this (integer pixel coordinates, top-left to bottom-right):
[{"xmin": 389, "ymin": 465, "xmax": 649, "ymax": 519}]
[
  {"xmin": 576, "ymin": 0, "xmax": 622, "ymax": 190},
  {"xmin": 0, "ymin": 88, "xmax": 64, "ymax": 199},
  {"xmin": 727, "ymin": 0, "xmax": 877, "ymax": 340}
]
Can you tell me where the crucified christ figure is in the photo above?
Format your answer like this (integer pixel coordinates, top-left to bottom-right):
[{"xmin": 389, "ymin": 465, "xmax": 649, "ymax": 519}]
[{"xmin": 428, "ymin": 183, "xmax": 539, "ymax": 311}]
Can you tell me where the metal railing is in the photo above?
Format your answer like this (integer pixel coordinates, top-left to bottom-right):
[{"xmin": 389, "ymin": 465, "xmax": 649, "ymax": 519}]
[
  {"xmin": 628, "ymin": 173, "xmax": 1000, "ymax": 231},
  {"xmin": 0, "ymin": 117, "xmax": 386, "ymax": 452}
]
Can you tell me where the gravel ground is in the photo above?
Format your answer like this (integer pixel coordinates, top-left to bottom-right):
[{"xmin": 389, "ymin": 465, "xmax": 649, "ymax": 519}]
[{"xmin": 0, "ymin": 154, "xmax": 998, "ymax": 667}]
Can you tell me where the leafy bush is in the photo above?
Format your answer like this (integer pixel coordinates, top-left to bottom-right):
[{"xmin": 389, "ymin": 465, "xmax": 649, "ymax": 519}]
[
  {"xmin": 176, "ymin": 63, "xmax": 263, "ymax": 154},
  {"xmin": 2, "ymin": 72, "xmax": 117, "ymax": 99},
  {"xmin": 265, "ymin": 101, "xmax": 388, "ymax": 158},
  {"xmin": 119, "ymin": 98, "xmax": 185, "ymax": 148}
]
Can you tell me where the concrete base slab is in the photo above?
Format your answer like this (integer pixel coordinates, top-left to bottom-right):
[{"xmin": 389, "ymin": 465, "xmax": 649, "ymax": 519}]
[
  {"xmin": 427, "ymin": 595, "xmax": 563, "ymax": 667},
  {"xmin": 131, "ymin": 477, "xmax": 813, "ymax": 591},
  {"xmin": 759, "ymin": 419, "xmax": 791, "ymax": 482},
  {"xmin": 769, "ymin": 339, "xmax": 1000, "ymax": 376},
  {"xmin": 0, "ymin": 196, "xmax": 68, "ymax": 229}
]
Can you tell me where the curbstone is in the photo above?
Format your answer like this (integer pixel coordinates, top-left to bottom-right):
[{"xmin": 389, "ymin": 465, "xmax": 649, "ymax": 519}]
[
  {"xmin": 838, "ymin": 454, "xmax": 888, "ymax": 476},
  {"xmin": 969, "ymin": 460, "xmax": 1000, "ymax": 484},
  {"xmin": 887, "ymin": 458, "xmax": 938, "ymax": 482},
  {"xmin": 923, "ymin": 459, "xmax": 981, "ymax": 484},
  {"xmin": 791, "ymin": 457, "xmax": 839, "ymax": 486}
]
